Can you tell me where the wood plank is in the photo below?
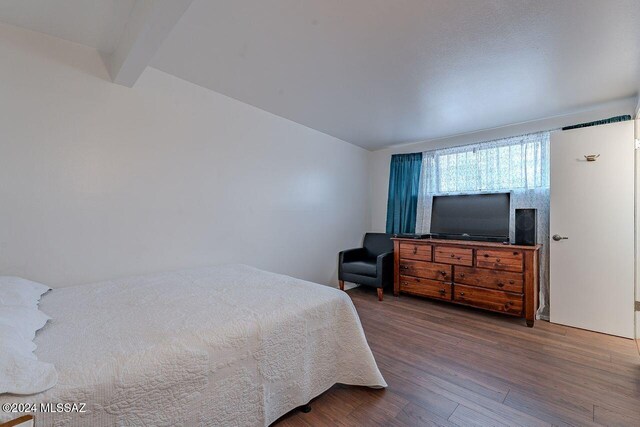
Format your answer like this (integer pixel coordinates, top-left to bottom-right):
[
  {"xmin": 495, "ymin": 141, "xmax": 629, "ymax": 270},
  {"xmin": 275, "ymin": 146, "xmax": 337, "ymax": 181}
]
[
  {"xmin": 400, "ymin": 276, "xmax": 451, "ymax": 300},
  {"xmin": 273, "ymin": 287, "xmax": 640, "ymax": 427},
  {"xmin": 502, "ymin": 389, "xmax": 600, "ymax": 427},
  {"xmin": 399, "ymin": 242, "xmax": 432, "ymax": 261},
  {"xmin": 476, "ymin": 248, "xmax": 524, "ymax": 272},
  {"xmin": 0, "ymin": 416, "xmax": 34, "ymax": 427},
  {"xmin": 399, "ymin": 260, "xmax": 452, "ymax": 281},
  {"xmin": 392, "ymin": 237, "xmax": 542, "ymax": 251},
  {"xmin": 448, "ymin": 405, "xmax": 511, "ymax": 427},
  {"xmin": 375, "ymin": 358, "xmax": 548, "ymax": 427},
  {"xmin": 394, "ymin": 401, "xmax": 457, "ymax": 426},
  {"xmin": 394, "ymin": 239, "xmax": 401, "ymax": 296},
  {"xmin": 524, "ymin": 249, "xmax": 538, "ymax": 326},
  {"xmin": 434, "ymin": 246, "xmax": 473, "ymax": 266},
  {"xmin": 454, "ymin": 266, "xmax": 523, "ymax": 293},
  {"xmin": 593, "ymin": 405, "xmax": 640, "ymax": 427},
  {"xmin": 453, "ymin": 284, "xmax": 523, "ymax": 315}
]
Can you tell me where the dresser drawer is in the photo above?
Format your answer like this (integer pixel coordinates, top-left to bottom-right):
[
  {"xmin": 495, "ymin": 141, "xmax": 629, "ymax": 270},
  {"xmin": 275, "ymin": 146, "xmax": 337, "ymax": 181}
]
[
  {"xmin": 434, "ymin": 246, "xmax": 473, "ymax": 266},
  {"xmin": 453, "ymin": 284, "xmax": 523, "ymax": 315},
  {"xmin": 400, "ymin": 276, "xmax": 451, "ymax": 300},
  {"xmin": 399, "ymin": 242, "xmax": 432, "ymax": 261},
  {"xmin": 454, "ymin": 266, "xmax": 524, "ymax": 293},
  {"xmin": 476, "ymin": 249, "xmax": 523, "ymax": 272},
  {"xmin": 398, "ymin": 260, "xmax": 451, "ymax": 281}
]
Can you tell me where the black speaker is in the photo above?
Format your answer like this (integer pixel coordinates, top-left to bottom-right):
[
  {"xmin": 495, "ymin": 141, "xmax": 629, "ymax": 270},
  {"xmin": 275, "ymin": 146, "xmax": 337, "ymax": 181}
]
[{"xmin": 515, "ymin": 209, "xmax": 537, "ymax": 246}]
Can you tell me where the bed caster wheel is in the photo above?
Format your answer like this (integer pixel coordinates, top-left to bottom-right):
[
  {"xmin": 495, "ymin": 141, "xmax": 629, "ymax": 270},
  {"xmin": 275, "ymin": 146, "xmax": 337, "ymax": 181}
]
[{"xmin": 300, "ymin": 404, "xmax": 312, "ymax": 413}]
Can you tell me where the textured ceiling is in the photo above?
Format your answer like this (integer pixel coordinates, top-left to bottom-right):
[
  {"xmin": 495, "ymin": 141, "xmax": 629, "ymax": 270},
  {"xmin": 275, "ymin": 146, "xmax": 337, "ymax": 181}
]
[
  {"xmin": 151, "ymin": 0, "xmax": 640, "ymax": 149},
  {"xmin": 0, "ymin": 1, "xmax": 638, "ymax": 149},
  {"xmin": 0, "ymin": 0, "xmax": 135, "ymax": 53}
]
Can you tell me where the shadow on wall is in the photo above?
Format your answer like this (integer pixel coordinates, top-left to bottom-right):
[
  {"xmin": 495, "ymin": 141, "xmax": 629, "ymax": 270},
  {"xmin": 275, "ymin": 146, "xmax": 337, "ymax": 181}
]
[{"xmin": 0, "ymin": 23, "xmax": 111, "ymax": 82}]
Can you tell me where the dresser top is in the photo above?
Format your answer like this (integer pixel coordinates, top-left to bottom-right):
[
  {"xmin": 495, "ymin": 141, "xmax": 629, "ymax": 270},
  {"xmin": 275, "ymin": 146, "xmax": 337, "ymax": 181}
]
[{"xmin": 392, "ymin": 237, "xmax": 542, "ymax": 251}]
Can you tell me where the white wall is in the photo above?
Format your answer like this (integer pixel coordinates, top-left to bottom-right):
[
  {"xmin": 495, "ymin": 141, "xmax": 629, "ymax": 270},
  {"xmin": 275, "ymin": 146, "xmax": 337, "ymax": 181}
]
[
  {"xmin": 0, "ymin": 23, "xmax": 371, "ymax": 288},
  {"xmin": 636, "ymin": 117, "xmax": 640, "ymax": 341},
  {"xmin": 370, "ymin": 97, "xmax": 639, "ymax": 232}
]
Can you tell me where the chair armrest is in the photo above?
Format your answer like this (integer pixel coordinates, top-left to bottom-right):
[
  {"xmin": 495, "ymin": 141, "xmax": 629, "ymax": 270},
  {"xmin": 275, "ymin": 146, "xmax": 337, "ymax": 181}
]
[
  {"xmin": 377, "ymin": 251, "xmax": 395, "ymax": 286},
  {"xmin": 339, "ymin": 248, "xmax": 367, "ymax": 263},
  {"xmin": 376, "ymin": 251, "xmax": 394, "ymax": 269}
]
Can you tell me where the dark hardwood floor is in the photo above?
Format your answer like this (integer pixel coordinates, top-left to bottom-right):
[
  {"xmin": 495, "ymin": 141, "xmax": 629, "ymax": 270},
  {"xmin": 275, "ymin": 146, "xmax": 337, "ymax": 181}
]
[{"xmin": 275, "ymin": 287, "xmax": 640, "ymax": 427}]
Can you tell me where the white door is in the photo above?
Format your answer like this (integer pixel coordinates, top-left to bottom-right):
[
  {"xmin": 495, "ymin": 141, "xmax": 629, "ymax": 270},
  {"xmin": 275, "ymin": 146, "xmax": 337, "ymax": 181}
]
[{"xmin": 550, "ymin": 121, "xmax": 635, "ymax": 338}]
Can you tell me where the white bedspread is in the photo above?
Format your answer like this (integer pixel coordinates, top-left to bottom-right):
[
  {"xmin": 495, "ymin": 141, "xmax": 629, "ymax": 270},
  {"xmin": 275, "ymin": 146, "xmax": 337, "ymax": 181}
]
[{"xmin": 0, "ymin": 265, "xmax": 386, "ymax": 426}]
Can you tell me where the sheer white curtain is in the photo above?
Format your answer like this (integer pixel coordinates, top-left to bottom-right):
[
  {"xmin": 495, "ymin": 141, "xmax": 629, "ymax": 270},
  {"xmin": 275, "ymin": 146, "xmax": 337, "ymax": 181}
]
[{"xmin": 416, "ymin": 132, "xmax": 550, "ymax": 319}]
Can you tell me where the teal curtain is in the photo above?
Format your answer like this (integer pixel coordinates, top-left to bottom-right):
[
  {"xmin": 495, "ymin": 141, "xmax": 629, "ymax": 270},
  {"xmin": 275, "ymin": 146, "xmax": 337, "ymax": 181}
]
[
  {"xmin": 562, "ymin": 115, "xmax": 631, "ymax": 130},
  {"xmin": 386, "ymin": 153, "xmax": 423, "ymax": 234}
]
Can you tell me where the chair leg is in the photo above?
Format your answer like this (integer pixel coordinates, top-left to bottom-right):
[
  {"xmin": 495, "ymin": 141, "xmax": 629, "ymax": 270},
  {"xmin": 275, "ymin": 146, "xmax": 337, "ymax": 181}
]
[
  {"xmin": 339, "ymin": 280, "xmax": 344, "ymax": 291},
  {"xmin": 377, "ymin": 288, "xmax": 383, "ymax": 301}
]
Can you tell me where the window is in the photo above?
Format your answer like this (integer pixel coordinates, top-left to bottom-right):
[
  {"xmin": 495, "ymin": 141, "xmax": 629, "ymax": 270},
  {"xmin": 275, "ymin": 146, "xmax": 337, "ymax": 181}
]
[{"xmin": 421, "ymin": 132, "xmax": 549, "ymax": 195}]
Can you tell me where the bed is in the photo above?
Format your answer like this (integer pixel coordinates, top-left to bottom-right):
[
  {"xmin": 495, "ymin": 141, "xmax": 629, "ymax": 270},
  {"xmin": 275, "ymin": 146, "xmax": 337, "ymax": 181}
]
[{"xmin": 0, "ymin": 264, "xmax": 386, "ymax": 426}]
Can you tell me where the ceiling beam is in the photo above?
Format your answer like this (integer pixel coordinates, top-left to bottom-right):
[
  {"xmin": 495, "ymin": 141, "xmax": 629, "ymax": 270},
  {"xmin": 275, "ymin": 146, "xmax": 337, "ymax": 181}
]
[{"xmin": 104, "ymin": 0, "xmax": 194, "ymax": 87}]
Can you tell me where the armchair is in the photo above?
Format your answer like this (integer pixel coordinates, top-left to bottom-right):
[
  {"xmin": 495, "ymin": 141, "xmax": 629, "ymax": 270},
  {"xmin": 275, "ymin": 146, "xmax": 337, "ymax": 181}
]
[{"xmin": 338, "ymin": 233, "xmax": 394, "ymax": 301}]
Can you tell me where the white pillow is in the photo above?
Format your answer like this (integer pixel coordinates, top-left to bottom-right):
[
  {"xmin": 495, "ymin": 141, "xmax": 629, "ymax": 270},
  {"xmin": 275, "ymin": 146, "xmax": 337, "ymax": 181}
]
[
  {"xmin": 0, "ymin": 276, "xmax": 50, "ymax": 308},
  {"xmin": 0, "ymin": 307, "xmax": 57, "ymax": 395},
  {"xmin": 0, "ymin": 306, "xmax": 50, "ymax": 341},
  {"xmin": 0, "ymin": 277, "xmax": 57, "ymax": 395},
  {"xmin": 0, "ymin": 351, "xmax": 58, "ymax": 395},
  {"xmin": 0, "ymin": 324, "xmax": 36, "ymax": 360}
]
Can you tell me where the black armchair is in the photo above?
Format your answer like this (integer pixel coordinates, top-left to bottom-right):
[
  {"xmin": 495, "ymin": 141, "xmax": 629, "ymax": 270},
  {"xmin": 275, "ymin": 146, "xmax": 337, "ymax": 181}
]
[{"xmin": 338, "ymin": 233, "xmax": 394, "ymax": 301}]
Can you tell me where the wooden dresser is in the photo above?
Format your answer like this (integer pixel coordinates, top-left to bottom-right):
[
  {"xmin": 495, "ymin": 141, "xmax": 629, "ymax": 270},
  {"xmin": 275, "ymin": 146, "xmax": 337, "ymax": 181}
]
[{"xmin": 392, "ymin": 238, "xmax": 541, "ymax": 327}]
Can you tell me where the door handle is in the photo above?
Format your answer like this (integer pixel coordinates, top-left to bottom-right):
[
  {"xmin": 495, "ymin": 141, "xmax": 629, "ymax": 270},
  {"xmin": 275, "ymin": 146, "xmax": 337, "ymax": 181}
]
[{"xmin": 552, "ymin": 234, "xmax": 568, "ymax": 241}]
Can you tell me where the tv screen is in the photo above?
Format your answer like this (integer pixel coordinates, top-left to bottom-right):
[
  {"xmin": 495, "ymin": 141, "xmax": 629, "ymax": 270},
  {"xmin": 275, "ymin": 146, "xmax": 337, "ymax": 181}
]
[{"xmin": 430, "ymin": 193, "xmax": 510, "ymax": 238}]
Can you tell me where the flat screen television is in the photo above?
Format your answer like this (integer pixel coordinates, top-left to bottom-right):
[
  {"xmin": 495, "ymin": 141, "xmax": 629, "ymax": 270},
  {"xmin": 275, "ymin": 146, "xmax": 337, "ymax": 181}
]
[{"xmin": 430, "ymin": 193, "xmax": 510, "ymax": 241}]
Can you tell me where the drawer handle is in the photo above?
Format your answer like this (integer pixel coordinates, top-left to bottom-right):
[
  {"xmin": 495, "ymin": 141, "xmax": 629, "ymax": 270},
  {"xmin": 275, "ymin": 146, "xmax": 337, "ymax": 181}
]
[
  {"xmin": 401, "ymin": 281, "xmax": 408, "ymax": 285},
  {"xmin": 509, "ymin": 280, "xmax": 514, "ymax": 284},
  {"xmin": 440, "ymin": 271, "xmax": 447, "ymax": 276},
  {"xmin": 459, "ymin": 273, "xmax": 465, "ymax": 277},
  {"xmin": 450, "ymin": 254, "xmax": 455, "ymax": 258},
  {"xmin": 439, "ymin": 289, "xmax": 446, "ymax": 294},
  {"xmin": 400, "ymin": 265, "xmax": 409, "ymax": 270},
  {"xmin": 459, "ymin": 292, "xmax": 465, "ymax": 296},
  {"xmin": 496, "ymin": 258, "xmax": 501, "ymax": 262},
  {"xmin": 413, "ymin": 247, "xmax": 418, "ymax": 254},
  {"xmin": 505, "ymin": 301, "xmax": 513, "ymax": 307},
  {"xmin": 484, "ymin": 254, "xmax": 489, "ymax": 258},
  {"xmin": 513, "ymin": 252, "xmax": 519, "ymax": 256},
  {"xmin": 497, "ymin": 282, "xmax": 504, "ymax": 287}
]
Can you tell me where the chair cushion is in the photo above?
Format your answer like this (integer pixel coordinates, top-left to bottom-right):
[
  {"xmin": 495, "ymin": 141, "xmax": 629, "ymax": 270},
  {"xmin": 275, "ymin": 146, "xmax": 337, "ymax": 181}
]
[
  {"xmin": 363, "ymin": 233, "xmax": 393, "ymax": 257},
  {"xmin": 342, "ymin": 259, "xmax": 377, "ymax": 277}
]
